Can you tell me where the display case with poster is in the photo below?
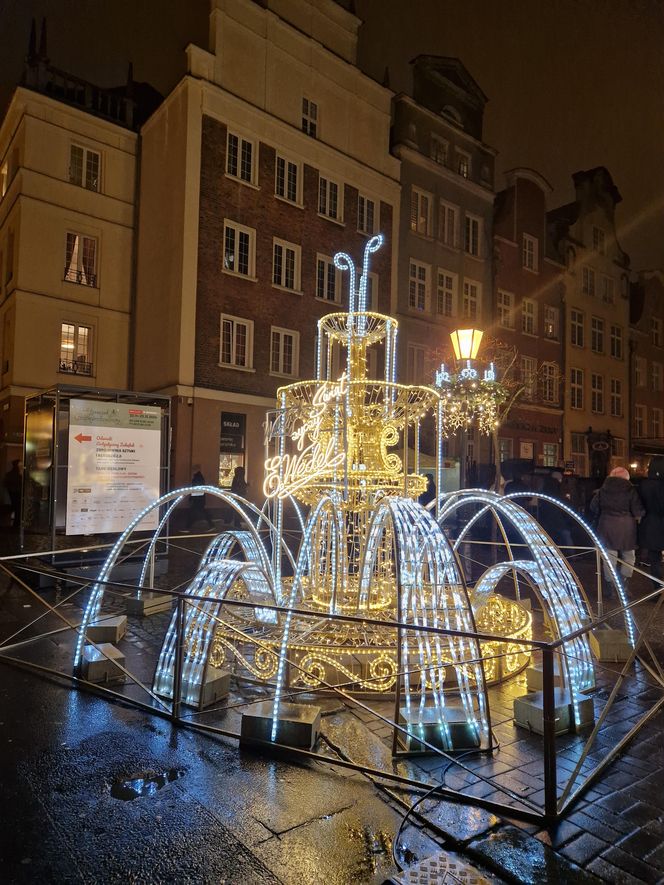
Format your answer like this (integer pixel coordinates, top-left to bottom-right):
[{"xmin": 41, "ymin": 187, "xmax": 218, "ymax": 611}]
[{"xmin": 219, "ymin": 412, "xmax": 245, "ymax": 488}]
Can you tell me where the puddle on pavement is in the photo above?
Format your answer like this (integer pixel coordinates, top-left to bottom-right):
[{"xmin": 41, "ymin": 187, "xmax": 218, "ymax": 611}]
[
  {"xmin": 110, "ymin": 768, "xmax": 184, "ymax": 801},
  {"xmin": 346, "ymin": 824, "xmax": 393, "ymax": 878}
]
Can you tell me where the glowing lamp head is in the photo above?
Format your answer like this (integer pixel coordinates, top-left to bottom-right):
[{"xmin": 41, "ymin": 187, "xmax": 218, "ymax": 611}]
[{"xmin": 450, "ymin": 328, "xmax": 483, "ymax": 361}]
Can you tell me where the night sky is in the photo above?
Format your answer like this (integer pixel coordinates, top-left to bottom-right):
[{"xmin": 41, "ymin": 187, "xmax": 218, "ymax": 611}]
[{"xmin": 1, "ymin": 0, "xmax": 662, "ymax": 270}]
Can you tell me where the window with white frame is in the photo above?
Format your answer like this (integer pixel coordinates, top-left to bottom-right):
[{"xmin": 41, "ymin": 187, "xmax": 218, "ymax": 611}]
[
  {"xmin": 570, "ymin": 367, "xmax": 584, "ymax": 409},
  {"xmin": 610, "ymin": 378, "xmax": 623, "ymax": 417},
  {"xmin": 69, "ymin": 144, "xmax": 100, "ymax": 192},
  {"xmin": 223, "ymin": 220, "xmax": 255, "ymax": 277},
  {"xmin": 591, "ymin": 373, "xmax": 604, "ymax": 413},
  {"xmin": 439, "ymin": 200, "xmax": 458, "ymax": 248},
  {"xmin": 571, "ymin": 309, "xmax": 584, "ymax": 347},
  {"xmin": 462, "ymin": 280, "xmax": 480, "ymax": 320},
  {"xmin": 363, "ymin": 272, "xmax": 378, "ymax": 310},
  {"xmin": 64, "ymin": 232, "xmax": 97, "ymax": 286},
  {"xmin": 601, "ymin": 275, "xmax": 615, "ymax": 304},
  {"xmin": 436, "ymin": 269, "xmax": 456, "ymax": 317},
  {"xmin": 522, "ymin": 234, "xmax": 538, "ymax": 271},
  {"xmin": 408, "ymin": 260, "xmax": 430, "ymax": 312},
  {"xmin": 522, "ymin": 299, "xmax": 537, "ymax": 335},
  {"xmin": 410, "ymin": 186, "xmax": 433, "ymax": 237},
  {"xmin": 582, "ymin": 266, "xmax": 596, "ymax": 296},
  {"xmin": 652, "ymin": 408, "xmax": 663, "ymax": 439},
  {"xmin": 358, "ymin": 194, "xmax": 376, "ymax": 235},
  {"xmin": 591, "ymin": 316, "xmax": 604, "ymax": 353},
  {"xmin": 498, "ymin": 437, "xmax": 513, "ymax": 464},
  {"xmin": 226, "ymin": 131, "xmax": 255, "ymax": 184},
  {"xmin": 610, "ymin": 325, "xmax": 623, "ymax": 359},
  {"xmin": 272, "ymin": 239, "xmax": 300, "ymax": 291},
  {"xmin": 316, "ymin": 255, "xmax": 340, "ymax": 302},
  {"xmin": 464, "ymin": 214, "xmax": 481, "ymax": 257},
  {"xmin": 611, "ymin": 437, "xmax": 626, "ymax": 462},
  {"xmin": 543, "ymin": 442, "xmax": 558, "ymax": 467},
  {"xmin": 59, "ymin": 322, "xmax": 93, "ymax": 375},
  {"xmin": 275, "ymin": 154, "xmax": 300, "ymax": 203},
  {"xmin": 634, "ymin": 404, "xmax": 646, "ymax": 437},
  {"xmin": 651, "ymin": 317, "xmax": 663, "ymax": 347},
  {"xmin": 302, "ymin": 98, "xmax": 318, "ymax": 137},
  {"xmin": 544, "ymin": 305, "xmax": 559, "ymax": 339},
  {"xmin": 456, "ymin": 150, "xmax": 470, "ymax": 178},
  {"xmin": 635, "ymin": 356, "xmax": 646, "ymax": 387},
  {"xmin": 571, "ymin": 432, "xmax": 587, "ymax": 475},
  {"xmin": 318, "ymin": 176, "xmax": 342, "ymax": 221},
  {"xmin": 497, "ymin": 290, "xmax": 514, "ymax": 329},
  {"xmin": 521, "ymin": 355, "xmax": 537, "ymax": 399},
  {"xmin": 407, "ymin": 344, "xmax": 426, "ymax": 383},
  {"xmin": 220, "ymin": 314, "xmax": 253, "ymax": 369},
  {"xmin": 270, "ymin": 327, "xmax": 299, "ymax": 377},
  {"xmin": 430, "ymin": 135, "xmax": 448, "ymax": 165},
  {"xmin": 592, "ymin": 226, "xmax": 605, "ymax": 254},
  {"xmin": 542, "ymin": 362, "xmax": 558, "ymax": 404},
  {"xmin": 652, "ymin": 361, "xmax": 663, "ymax": 392}
]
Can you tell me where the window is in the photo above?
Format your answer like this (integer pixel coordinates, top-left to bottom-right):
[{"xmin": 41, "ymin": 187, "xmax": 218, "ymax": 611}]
[
  {"xmin": 543, "ymin": 442, "xmax": 558, "ymax": 467},
  {"xmin": 456, "ymin": 150, "xmax": 470, "ymax": 178},
  {"xmin": 363, "ymin": 272, "xmax": 378, "ymax": 310},
  {"xmin": 358, "ymin": 194, "xmax": 376, "ymax": 235},
  {"xmin": 610, "ymin": 378, "xmax": 623, "ymax": 417},
  {"xmin": 69, "ymin": 144, "xmax": 100, "ymax": 192},
  {"xmin": 407, "ymin": 344, "xmax": 426, "ymax": 383},
  {"xmin": 410, "ymin": 187, "xmax": 433, "ymax": 237},
  {"xmin": 226, "ymin": 131, "xmax": 254, "ymax": 184},
  {"xmin": 497, "ymin": 290, "xmax": 514, "ymax": 329},
  {"xmin": 316, "ymin": 255, "xmax": 340, "ymax": 302},
  {"xmin": 64, "ymin": 232, "xmax": 97, "ymax": 287},
  {"xmin": 522, "ymin": 234, "xmax": 538, "ymax": 271},
  {"xmin": 223, "ymin": 220, "xmax": 255, "ymax": 277},
  {"xmin": 610, "ymin": 325, "xmax": 623, "ymax": 359},
  {"xmin": 592, "ymin": 226, "xmax": 605, "ymax": 254},
  {"xmin": 270, "ymin": 327, "xmax": 299, "ymax": 377},
  {"xmin": 436, "ymin": 270, "xmax": 456, "ymax": 317},
  {"xmin": 571, "ymin": 432, "xmax": 587, "ymax": 475},
  {"xmin": 591, "ymin": 373, "xmax": 604, "ymax": 414},
  {"xmin": 220, "ymin": 314, "xmax": 253, "ymax": 369},
  {"xmin": 591, "ymin": 317, "xmax": 604, "ymax": 354},
  {"xmin": 651, "ymin": 317, "xmax": 663, "ymax": 347},
  {"xmin": 582, "ymin": 267, "xmax": 596, "ymax": 297},
  {"xmin": 522, "ymin": 299, "xmax": 537, "ymax": 335},
  {"xmin": 544, "ymin": 305, "xmax": 559, "ymax": 339},
  {"xmin": 0, "ymin": 162, "xmax": 7, "ymax": 198},
  {"xmin": 601, "ymin": 275, "xmax": 615, "ymax": 304},
  {"xmin": 408, "ymin": 261, "xmax": 430, "ymax": 312},
  {"xmin": 439, "ymin": 200, "xmax": 458, "ymax": 248},
  {"xmin": 462, "ymin": 280, "xmax": 480, "ymax": 320},
  {"xmin": 275, "ymin": 155, "xmax": 300, "ymax": 203},
  {"xmin": 651, "ymin": 362, "xmax": 663, "ymax": 392},
  {"xmin": 302, "ymin": 98, "xmax": 318, "ymax": 137},
  {"xmin": 272, "ymin": 239, "xmax": 300, "ymax": 291},
  {"xmin": 611, "ymin": 438, "xmax": 626, "ymax": 462},
  {"xmin": 431, "ymin": 135, "xmax": 448, "ymax": 165},
  {"xmin": 59, "ymin": 322, "xmax": 92, "ymax": 375},
  {"xmin": 635, "ymin": 357, "xmax": 646, "ymax": 387},
  {"xmin": 570, "ymin": 309, "xmax": 584, "ymax": 347},
  {"xmin": 521, "ymin": 356, "xmax": 537, "ymax": 399},
  {"xmin": 318, "ymin": 176, "xmax": 341, "ymax": 221},
  {"xmin": 499, "ymin": 438, "xmax": 513, "ymax": 464},
  {"xmin": 634, "ymin": 404, "xmax": 646, "ymax": 438},
  {"xmin": 542, "ymin": 363, "xmax": 558, "ymax": 404},
  {"xmin": 570, "ymin": 368, "xmax": 584, "ymax": 409},
  {"xmin": 652, "ymin": 408, "xmax": 663, "ymax": 439},
  {"xmin": 464, "ymin": 214, "xmax": 481, "ymax": 257}
]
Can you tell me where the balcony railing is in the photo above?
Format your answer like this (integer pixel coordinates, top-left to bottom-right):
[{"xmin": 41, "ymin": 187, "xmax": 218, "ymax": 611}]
[
  {"xmin": 59, "ymin": 358, "xmax": 93, "ymax": 377},
  {"xmin": 64, "ymin": 267, "xmax": 97, "ymax": 288}
]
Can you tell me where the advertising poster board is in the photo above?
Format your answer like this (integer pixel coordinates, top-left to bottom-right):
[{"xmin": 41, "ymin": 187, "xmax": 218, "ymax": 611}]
[{"xmin": 66, "ymin": 399, "xmax": 162, "ymax": 535}]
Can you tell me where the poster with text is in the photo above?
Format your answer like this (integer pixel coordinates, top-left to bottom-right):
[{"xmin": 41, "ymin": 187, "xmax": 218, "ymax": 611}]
[{"xmin": 66, "ymin": 400, "xmax": 162, "ymax": 535}]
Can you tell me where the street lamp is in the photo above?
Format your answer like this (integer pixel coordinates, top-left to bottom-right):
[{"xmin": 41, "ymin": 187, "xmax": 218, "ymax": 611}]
[{"xmin": 450, "ymin": 328, "xmax": 483, "ymax": 361}]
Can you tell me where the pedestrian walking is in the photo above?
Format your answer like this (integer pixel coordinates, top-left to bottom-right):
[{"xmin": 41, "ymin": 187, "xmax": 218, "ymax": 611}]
[
  {"xmin": 4, "ymin": 459, "xmax": 22, "ymax": 529},
  {"xmin": 540, "ymin": 471, "xmax": 574, "ymax": 549},
  {"xmin": 590, "ymin": 466, "xmax": 644, "ymax": 594},
  {"xmin": 637, "ymin": 457, "xmax": 664, "ymax": 585},
  {"xmin": 186, "ymin": 465, "xmax": 214, "ymax": 531},
  {"xmin": 230, "ymin": 466, "xmax": 248, "ymax": 528}
]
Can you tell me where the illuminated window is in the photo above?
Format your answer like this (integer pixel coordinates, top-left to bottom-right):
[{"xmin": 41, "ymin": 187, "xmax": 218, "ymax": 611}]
[
  {"xmin": 652, "ymin": 408, "xmax": 663, "ymax": 439},
  {"xmin": 592, "ymin": 226, "xmax": 605, "ymax": 254},
  {"xmin": 591, "ymin": 373, "xmax": 604, "ymax": 414},
  {"xmin": 270, "ymin": 327, "xmax": 299, "ymax": 377},
  {"xmin": 226, "ymin": 131, "xmax": 255, "ymax": 184},
  {"xmin": 316, "ymin": 255, "xmax": 340, "ymax": 302},
  {"xmin": 543, "ymin": 442, "xmax": 558, "ymax": 467},
  {"xmin": 521, "ymin": 356, "xmax": 537, "ymax": 399},
  {"xmin": 571, "ymin": 432, "xmax": 587, "ymax": 475},
  {"xmin": 410, "ymin": 186, "xmax": 433, "ymax": 237},
  {"xmin": 59, "ymin": 322, "xmax": 92, "ymax": 375},
  {"xmin": 464, "ymin": 214, "xmax": 481, "ymax": 257},
  {"xmin": 407, "ymin": 344, "xmax": 426, "ymax": 383},
  {"xmin": 544, "ymin": 305, "xmax": 559, "ymax": 339},
  {"xmin": 570, "ymin": 367, "xmax": 584, "ymax": 409},
  {"xmin": 522, "ymin": 234, "xmax": 538, "ymax": 271},
  {"xmin": 651, "ymin": 361, "xmax": 663, "ymax": 392},
  {"xmin": 634, "ymin": 404, "xmax": 646, "ymax": 437},
  {"xmin": 635, "ymin": 356, "xmax": 646, "ymax": 387},
  {"xmin": 302, "ymin": 98, "xmax": 318, "ymax": 137},
  {"xmin": 571, "ymin": 309, "xmax": 584, "ymax": 347},
  {"xmin": 611, "ymin": 437, "xmax": 625, "ymax": 462},
  {"xmin": 439, "ymin": 200, "xmax": 458, "ymax": 248},
  {"xmin": 522, "ymin": 299, "xmax": 537, "ymax": 335},
  {"xmin": 64, "ymin": 232, "xmax": 97, "ymax": 287},
  {"xmin": 542, "ymin": 362, "xmax": 558, "ymax": 404},
  {"xmin": 223, "ymin": 220, "xmax": 255, "ymax": 277},
  {"xmin": 610, "ymin": 378, "xmax": 623, "ymax": 417},
  {"xmin": 610, "ymin": 325, "xmax": 623, "ymax": 359},
  {"xmin": 462, "ymin": 279, "xmax": 480, "ymax": 320},
  {"xmin": 456, "ymin": 150, "xmax": 471, "ymax": 178},
  {"xmin": 499, "ymin": 437, "xmax": 513, "ymax": 463},
  {"xmin": 582, "ymin": 266, "xmax": 596, "ymax": 296},
  {"xmin": 275, "ymin": 154, "xmax": 300, "ymax": 203},
  {"xmin": 408, "ymin": 260, "xmax": 430, "ymax": 312},
  {"xmin": 651, "ymin": 317, "xmax": 663, "ymax": 347},
  {"xmin": 498, "ymin": 290, "xmax": 514, "ymax": 329},
  {"xmin": 69, "ymin": 144, "xmax": 100, "ymax": 192},
  {"xmin": 318, "ymin": 176, "xmax": 342, "ymax": 221},
  {"xmin": 220, "ymin": 314, "xmax": 253, "ymax": 369},
  {"xmin": 430, "ymin": 135, "xmax": 448, "ymax": 165},
  {"xmin": 272, "ymin": 239, "xmax": 300, "ymax": 291},
  {"xmin": 436, "ymin": 269, "xmax": 457, "ymax": 317},
  {"xmin": 591, "ymin": 316, "xmax": 604, "ymax": 353},
  {"xmin": 358, "ymin": 194, "xmax": 376, "ymax": 235}
]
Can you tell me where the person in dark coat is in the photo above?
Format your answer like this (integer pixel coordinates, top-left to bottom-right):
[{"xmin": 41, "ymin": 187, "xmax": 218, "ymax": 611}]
[
  {"xmin": 637, "ymin": 457, "xmax": 664, "ymax": 584},
  {"xmin": 418, "ymin": 473, "xmax": 436, "ymax": 509},
  {"xmin": 186, "ymin": 465, "xmax": 214, "ymax": 531},
  {"xmin": 590, "ymin": 466, "xmax": 644, "ymax": 591},
  {"xmin": 540, "ymin": 472, "xmax": 573, "ymax": 549},
  {"xmin": 230, "ymin": 466, "xmax": 248, "ymax": 527}
]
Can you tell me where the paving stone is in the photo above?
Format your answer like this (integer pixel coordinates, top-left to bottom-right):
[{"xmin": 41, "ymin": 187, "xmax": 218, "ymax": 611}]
[
  {"xmin": 534, "ymin": 819, "xmax": 584, "ymax": 848},
  {"xmin": 421, "ymin": 799, "xmax": 500, "ymax": 844},
  {"xmin": 587, "ymin": 855, "xmax": 642, "ymax": 883},
  {"xmin": 559, "ymin": 833, "xmax": 610, "ymax": 866},
  {"xmin": 601, "ymin": 845, "xmax": 661, "ymax": 883},
  {"xmin": 618, "ymin": 820, "xmax": 664, "ymax": 858}
]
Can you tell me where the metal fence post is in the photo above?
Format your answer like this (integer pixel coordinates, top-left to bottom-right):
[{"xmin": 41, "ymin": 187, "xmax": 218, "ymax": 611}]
[
  {"xmin": 542, "ymin": 644, "xmax": 558, "ymax": 821},
  {"xmin": 172, "ymin": 596, "xmax": 186, "ymax": 722}
]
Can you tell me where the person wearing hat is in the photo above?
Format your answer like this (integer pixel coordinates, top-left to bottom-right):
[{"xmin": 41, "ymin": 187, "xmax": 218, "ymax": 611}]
[
  {"xmin": 590, "ymin": 466, "xmax": 645, "ymax": 594},
  {"xmin": 637, "ymin": 456, "xmax": 664, "ymax": 585}
]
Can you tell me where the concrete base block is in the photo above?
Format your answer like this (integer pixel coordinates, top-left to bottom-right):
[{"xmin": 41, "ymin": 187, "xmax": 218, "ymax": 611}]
[
  {"xmin": 82, "ymin": 643, "xmax": 125, "ymax": 683},
  {"xmin": 126, "ymin": 593, "xmax": 172, "ymax": 617},
  {"xmin": 156, "ymin": 666, "xmax": 231, "ymax": 709},
  {"xmin": 514, "ymin": 689, "xmax": 594, "ymax": 736},
  {"xmin": 526, "ymin": 657, "xmax": 564, "ymax": 692},
  {"xmin": 398, "ymin": 704, "xmax": 481, "ymax": 752},
  {"xmin": 590, "ymin": 628, "xmax": 632, "ymax": 662},
  {"xmin": 87, "ymin": 614, "xmax": 127, "ymax": 644},
  {"xmin": 240, "ymin": 701, "xmax": 321, "ymax": 750}
]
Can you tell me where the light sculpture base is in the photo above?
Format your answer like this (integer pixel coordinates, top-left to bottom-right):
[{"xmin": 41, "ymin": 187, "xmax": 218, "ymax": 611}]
[
  {"xmin": 526, "ymin": 657, "xmax": 564, "ymax": 692},
  {"xmin": 398, "ymin": 705, "xmax": 481, "ymax": 752},
  {"xmin": 513, "ymin": 689, "xmax": 594, "ymax": 736},
  {"xmin": 590, "ymin": 628, "xmax": 632, "ymax": 662},
  {"xmin": 87, "ymin": 614, "xmax": 127, "ymax": 644},
  {"xmin": 240, "ymin": 700, "xmax": 321, "ymax": 750},
  {"xmin": 126, "ymin": 593, "xmax": 173, "ymax": 617},
  {"xmin": 156, "ymin": 666, "xmax": 231, "ymax": 710},
  {"xmin": 81, "ymin": 643, "xmax": 125, "ymax": 683}
]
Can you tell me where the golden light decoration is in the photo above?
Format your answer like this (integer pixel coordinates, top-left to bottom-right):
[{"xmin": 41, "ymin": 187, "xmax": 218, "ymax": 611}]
[{"xmin": 450, "ymin": 328, "xmax": 484, "ymax": 360}]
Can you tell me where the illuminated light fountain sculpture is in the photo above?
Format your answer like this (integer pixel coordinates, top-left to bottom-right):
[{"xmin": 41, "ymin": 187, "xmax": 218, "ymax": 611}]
[{"xmin": 76, "ymin": 235, "xmax": 602, "ymax": 749}]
